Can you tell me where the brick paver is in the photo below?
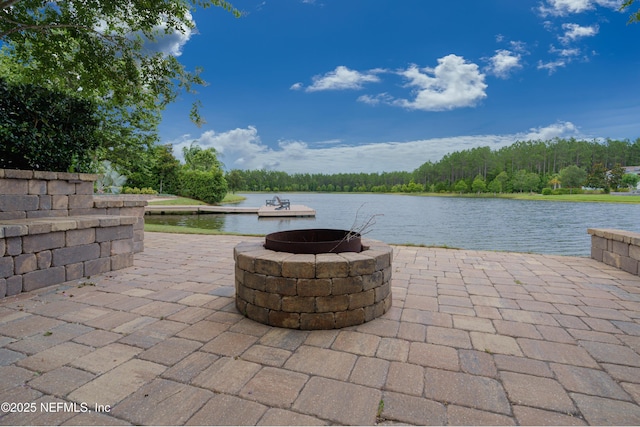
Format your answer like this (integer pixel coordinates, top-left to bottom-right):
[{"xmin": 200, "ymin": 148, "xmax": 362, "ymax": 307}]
[{"xmin": 0, "ymin": 232, "xmax": 639, "ymax": 425}]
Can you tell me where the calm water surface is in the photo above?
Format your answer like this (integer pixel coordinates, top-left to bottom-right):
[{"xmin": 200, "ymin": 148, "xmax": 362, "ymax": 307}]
[{"xmin": 145, "ymin": 193, "xmax": 640, "ymax": 256}]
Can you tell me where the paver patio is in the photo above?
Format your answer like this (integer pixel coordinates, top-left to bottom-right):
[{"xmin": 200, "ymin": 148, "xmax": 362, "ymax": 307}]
[{"xmin": 1, "ymin": 231, "xmax": 639, "ymax": 425}]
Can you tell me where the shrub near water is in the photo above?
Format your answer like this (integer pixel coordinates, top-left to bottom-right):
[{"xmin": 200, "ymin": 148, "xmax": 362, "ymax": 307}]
[{"xmin": 178, "ymin": 169, "xmax": 228, "ymax": 204}]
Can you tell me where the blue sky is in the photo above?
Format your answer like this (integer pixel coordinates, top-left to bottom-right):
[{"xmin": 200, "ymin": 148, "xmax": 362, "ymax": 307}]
[{"xmin": 157, "ymin": 0, "xmax": 640, "ymax": 174}]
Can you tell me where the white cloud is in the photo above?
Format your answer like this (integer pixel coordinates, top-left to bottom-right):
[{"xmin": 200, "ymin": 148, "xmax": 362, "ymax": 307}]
[
  {"xmin": 143, "ymin": 11, "xmax": 194, "ymax": 57},
  {"xmin": 290, "ymin": 82, "xmax": 303, "ymax": 90},
  {"xmin": 539, "ymin": 0, "xmax": 622, "ymax": 16},
  {"xmin": 523, "ymin": 121, "xmax": 579, "ymax": 140},
  {"xmin": 560, "ymin": 23, "xmax": 599, "ymax": 43},
  {"xmin": 392, "ymin": 55, "xmax": 487, "ymax": 111},
  {"xmin": 486, "ymin": 50, "xmax": 522, "ymax": 78},
  {"xmin": 167, "ymin": 122, "xmax": 580, "ymax": 174},
  {"xmin": 537, "ymin": 58, "xmax": 568, "ymax": 73},
  {"xmin": 303, "ymin": 66, "xmax": 381, "ymax": 92}
]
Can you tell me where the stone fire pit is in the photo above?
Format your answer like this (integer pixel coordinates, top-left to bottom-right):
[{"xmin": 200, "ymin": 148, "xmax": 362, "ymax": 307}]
[{"xmin": 234, "ymin": 229, "xmax": 393, "ymax": 329}]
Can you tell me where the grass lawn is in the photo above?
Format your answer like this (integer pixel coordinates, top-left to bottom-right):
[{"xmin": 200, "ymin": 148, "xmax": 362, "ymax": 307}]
[{"xmin": 147, "ymin": 193, "xmax": 246, "ymax": 206}]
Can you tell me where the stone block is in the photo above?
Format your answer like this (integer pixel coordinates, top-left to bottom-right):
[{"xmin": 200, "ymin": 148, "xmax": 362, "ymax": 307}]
[
  {"xmin": 362, "ymin": 271, "xmax": 383, "ymax": 291},
  {"xmin": 0, "ymin": 239, "xmax": 4, "ymax": 256},
  {"xmin": 282, "ymin": 254, "xmax": 316, "ymax": 279},
  {"xmin": 603, "ymin": 251, "xmax": 621, "ymax": 269},
  {"xmin": 33, "ymin": 171, "xmax": 58, "ymax": 180},
  {"xmin": 349, "ymin": 289, "xmax": 375, "ymax": 309},
  {"xmin": 23, "ymin": 267, "xmax": 66, "ymax": 291},
  {"xmin": 265, "ymin": 276, "xmax": 297, "ymax": 296},
  {"xmin": 297, "ymin": 278, "xmax": 331, "ymax": 296},
  {"xmin": 246, "ymin": 303, "xmax": 269, "ymax": 324},
  {"xmin": 28, "ymin": 180, "xmax": 47, "ymax": 195},
  {"xmin": 340, "ymin": 252, "xmax": 376, "ymax": 276},
  {"xmin": 38, "ymin": 195, "xmax": 52, "ymax": 210},
  {"xmin": 315, "ymin": 253, "xmax": 349, "ymax": 278},
  {"xmin": 254, "ymin": 290, "xmax": 282, "ymax": 310},
  {"xmin": 110, "ymin": 238, "xmax": 133, "ymax": 255},
  {"xmin": 95, "ymin": 225, "xmax": 132, "ymax": 242},
  {"xmin": 269, "ymin": 311, "xmax": 300, "ymax": 329},
  {"xmin": 236, "ymin": 252, "xmax": 257, "ymax": 272},
  {"xmin": 254, "ymin": 253, "xmax": 285, "ymax": 276},
  {"xmin": 335, "ymin": 309, "xmax": 365, "ymax": 328},
  {"xmin": 36, "ymin": 251, "xmax": 52, "ymax": 269},
  {"xmin": 244, "ymin": 271, "xmax": 267, "ymax": 291},
  {"xmin": 100, "ymin": 241, "xmax": 111, "ymax": 257},
  {"xmin": 592, "ymin": 235, "xmax": 607, "ymax": 250},
  {"xmin": 110, "ymin": 253, "xmax": 134, "ymax": 270},
  {"xmin": 75, "ymin": 181, "xmax": 94, "ymax": 195},
  {"xmin": 6, "ymin": 275, "xmax": 22, "ymax": 295},
  {"xmin": 591, "ymin": 247, "xmax": 603, "ymax": 262},
  {"xmin": 4, "ymin": 169, "xmax": 33, "ymax": 179},
  {"xmin": 236, "ymin": 281, "xmax": 255, "ymax": 304},
  {"xmin": 66, "ymin": 262, "xmax": 85, "ymax": 281},
  {"xmin": 368, "ymin": 250, "xmax": 392, "ymax": 270},
  {"xmin": 375, "ymin": 280, "xmax": 391, "ymax": 303},
  {"xmin": 282, "ymin": 296, "xmax": 315, "ymax": 313},
  {"xmin": 26, "ymin": 221, "xmax": 52, "ymax": 235},
  {"xmin": 612, "ymin": 240, "xmax": 629, "ymax": 257},
  {"xmin": 51, "ymin": 195, "xmax": 68, "ymax": 210},
  {"xmin": 98, "ymin": 217, "xmax": 121, "ymax": 227},
  {"xmin": 50, "ymin": 219, "xmax": 78, "ymax": 232},
  {"xmin": 0, "ymin": 257, "xmax": 13, "ymax": 278},
  {"xmin": 300, "ymin": 312, "xmax": 335, "ymax": 330},
  {"xmin": 630, "ymin": 244, "xmax": 640, "ymax": 262},
  {"xmin": 68, "ymin": 195, "xmax": 94, "ymax": 209},
  {"xmin": 332, "ymin": 276, "xmax": 363, "ymax": 295},
  {"xmin": 0, "ymin": 278, "xmax": 5, "ymax": 298},
  {"xmin": 316, "ymin": 295, "xmax": 349, "ymax": 313},
  {"xmin": 48, "ymin": 180, "xmax": 76, "ymax": 195},
  {"xmin": 84, "ymin": 258, "xmax": 111, "ymax": 276},
  {"xmin": 14, "ymin": 253, "xmax": 37, "ymax": 275},
  {"xmin": 0, "ymin": 178, "xmax": 28, "ymax": 194},
  {"xmin": 52, "ymin": 243, "xmax": 100, "ymax": 266},
  {"xmin": 6, "ymin": 237, "xmax": 22, "ymax": 255},
  {"xmin": 0, "ymin": 195, "xmax": 39, "ymax": 211},
  {"xmin": 620, "ymin": 256, "xmax": 638, "ymax": 275},
  {"xmin": 66, "ymin": 228, "xmax": 96, "ymax": 246}
]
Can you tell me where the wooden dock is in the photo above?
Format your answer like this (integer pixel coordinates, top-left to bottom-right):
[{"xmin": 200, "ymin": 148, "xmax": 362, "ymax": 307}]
[{"xmin": 145, "ymin": 204, "xmax": 315, "ymax": 217}]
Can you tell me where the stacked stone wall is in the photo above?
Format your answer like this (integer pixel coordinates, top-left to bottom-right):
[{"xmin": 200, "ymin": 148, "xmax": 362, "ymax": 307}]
[
  {"xmin": 0, "ymin": 169, "xmax": 147, "ymax": 298},
  {"xmin": 234, "ymin": 239, "xmax": 393, "ymax": 329},
  {"xmin": 588, "ymin": 228, "xmax": 640, "ymax": 276}
]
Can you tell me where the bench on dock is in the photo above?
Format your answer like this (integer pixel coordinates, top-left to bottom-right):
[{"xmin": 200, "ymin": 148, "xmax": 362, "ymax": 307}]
[
  {"xmin": 266, "ymin": 196, "xmax": 290, "ymax": 210},
  {"xmin": 1, "ymin": 169, "xmax": 146, "ymax": 298}
]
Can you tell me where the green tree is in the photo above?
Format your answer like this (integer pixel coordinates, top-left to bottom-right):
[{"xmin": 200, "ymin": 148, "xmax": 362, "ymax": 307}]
[
  {"xmin": 621, "ymin": 0, "xmax": 640, "ymax": 23},
  {"xmin": 454, "ymin": 179, "xmax": 468, "ymax": 194},
  {"xmin": 607, "ymin": 164, "xmax": 626, "ymax": 190},
  {"xmin": 586, "ymin": 163, "xmax": 609, "ymax": 190},
  {"xmin": 0, "ymin": 0, "xmax": 239, "ymax": 172},
  {"xmin": 622, "ymin": 173, "xmax": 640, "ymax": 190},
  {"xmin": 0, "ymin": 77, "xmax": 99, "ymax": 171},
  {"xmin": 510, "ymin": 170, "xmax": 529, "ymax": 193},
  {"xmin": 183, "ymin": 143, "xmax": 223, "ymax": 172},
  {"xmin": 559, "ymin": 165, "xmax": 587, "ymax": 192},
  {"xmin": 226, "ymin": 169, "xmax": 245, "ymax": 194},
  {"xmin": 471, "ymin": 174, "xmax": 487, "ymax": 193}
]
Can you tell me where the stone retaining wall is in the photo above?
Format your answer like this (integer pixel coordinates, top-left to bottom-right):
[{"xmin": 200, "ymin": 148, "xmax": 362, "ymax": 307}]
[
  {"xmin": 588, "ymin": 228, "xmax": 640, "ymax": 276},
  {"xmin": 234, "ymin": 239, "xmax": 393, "ymax": 329},
  {"xmin": 1, "ymin": 169, "xmax": 147, "ymax": 298}
]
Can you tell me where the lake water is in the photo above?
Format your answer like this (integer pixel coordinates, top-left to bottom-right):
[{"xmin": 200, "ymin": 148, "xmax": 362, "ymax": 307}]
[{"xmin": 145, "ymin": 193, "xmax": 640, "ymax": 256}]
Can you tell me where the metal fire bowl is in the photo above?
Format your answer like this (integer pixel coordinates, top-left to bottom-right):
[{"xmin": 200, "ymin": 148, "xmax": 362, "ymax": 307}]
[{"xmin": 264, "ymin": 229, "xmax": 362, "ymax": 254}]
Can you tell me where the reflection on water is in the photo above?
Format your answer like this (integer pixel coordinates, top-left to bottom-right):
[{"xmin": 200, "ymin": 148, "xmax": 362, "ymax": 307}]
[
  {"xmin": 145, "ymin": 193, "xmax": 640, "ymax": 256},
  {"xmin": 146, "ymin": 214, "xmax": 227, "ymax": 230}
]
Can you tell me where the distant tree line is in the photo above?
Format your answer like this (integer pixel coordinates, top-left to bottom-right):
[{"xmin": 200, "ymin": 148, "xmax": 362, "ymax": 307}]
[{"xmin": 225, "ymin": 138, "xmax": 640, "ymax": 195}]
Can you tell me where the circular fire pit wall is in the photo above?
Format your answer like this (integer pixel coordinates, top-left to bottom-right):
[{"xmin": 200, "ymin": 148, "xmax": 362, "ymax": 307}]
[{"xmin": 234, "ymin": 229, "xmax": 393, "ymax": 330}]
